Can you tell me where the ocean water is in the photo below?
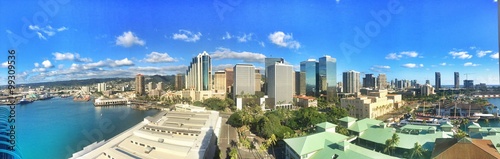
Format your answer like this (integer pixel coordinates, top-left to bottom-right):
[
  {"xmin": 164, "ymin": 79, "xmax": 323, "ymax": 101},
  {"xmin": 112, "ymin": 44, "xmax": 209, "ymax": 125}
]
[
  {"xmin": 15, "ymin": 97, "xmax": 159, "ymax": 159},
  {"xmin": 479, "ymin": 98, "xmax": 500, "ymax": 127}
]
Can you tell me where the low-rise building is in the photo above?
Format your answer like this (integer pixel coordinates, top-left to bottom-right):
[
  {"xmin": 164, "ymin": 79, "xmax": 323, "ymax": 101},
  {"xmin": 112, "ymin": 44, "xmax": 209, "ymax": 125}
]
[
  {"xmin": 340, "ymin": 89, "xmax": 401, "ymax": 119},
  {"xmin": 294, "ymin": 95, "xmax": 317, "ymax": 108}
]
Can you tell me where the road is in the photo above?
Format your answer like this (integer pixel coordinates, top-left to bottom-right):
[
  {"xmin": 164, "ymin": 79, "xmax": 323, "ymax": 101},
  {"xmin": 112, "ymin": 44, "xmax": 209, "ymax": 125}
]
[{"xmin": 218, "ymin": 115, "xmax": 238, "ymax": 159}]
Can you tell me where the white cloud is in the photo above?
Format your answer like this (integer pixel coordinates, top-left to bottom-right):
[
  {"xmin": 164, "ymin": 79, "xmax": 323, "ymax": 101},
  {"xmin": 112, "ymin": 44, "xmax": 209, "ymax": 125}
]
[
  {"xmin": 464, "ymin": 62, "xmax": 479, "ymax": 67},
  {"xmin": 401, "ymin": 63, "xmax": 423, "ymax": 68},
  {"xmin": 172, "ymin": 30, "xmax": 202, "ymax": 42},
  {"xmin": 490, "ymin": 52, "xmax": 499, "ymax": 59},
  {"xmin": 236, "ymin": 33, "xmax": 253, "ymax": 42},
  {"xmin": 370, "ymin": 65, "xmax": 391, "ymax": 72},
  {"xmin": 449, "ymin": 51, "xmax": 472, "ymax": 59},
  {"xmin": 222, "ymin": 32, "xmax": 232, "ymax": 40},
  {"xmin": 400, "ymin": 51, "xmax": 418, "ymax": 57},
  {"xmin": 385, "ymin": 51, "xmax": 419, "ymax": 60},
  {"xmin": 32, "ymin": 67, "xmax": 46, "ymax": 72},
  {"xmin": 58, "ymin": 64, "xmax": 64, "ymax": 69},
  {"xmin": 385, "ymin": 53, "xmax": 402, "ymax": 60},
  {"xmin": 82, "ymin": 58, "xmax": 134, "ymax": 70},
  {"xmin": 115, "ymin": 31, "xmax": 145, "ymax": 47},
  {"xmin": 439, "ymin": 62, "xmax": 446, "ymax": 66},
  {"xmin": 213, "ymin": 64, "xmax": 235, "ymax": 71},
  {"xmin": 34, "ymin": 63, "xmax": 40, "ymax": 67},
  {"xmin": 268, "ymin": 31, "xmax": 301, "ymax": 49},
  {"xmin": 52, "ymin": 52, "xmax": 92, "ymax": 62},
  {"xmin": 259, "ymin": 41, "xmax": 265, "ymax": 47},
  {"xmin": 211, "ymin": 47, "xmax": 266, "ymax": 63},
  {"xmin": 28, "ymin": 25, "xmax": 67, "ymax": 40},
  {"xmin": 143, "ymin": 52, "xmax": 177, "ymax": 63},
  {"xmin": 477, "ymin": 50, "xmax": 493, "ymax": 57},
  {"xmin": 1, "ymin": 62, "xmax": 8, "ymax": 68},
  {"xmin": 42, "ymin": 60, "xmax": 54, "ymax": 68}
]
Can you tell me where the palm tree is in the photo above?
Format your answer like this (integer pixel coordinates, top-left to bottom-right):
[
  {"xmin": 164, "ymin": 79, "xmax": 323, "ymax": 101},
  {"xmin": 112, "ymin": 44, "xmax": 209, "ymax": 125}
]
[
  {"xmin": 408, "ymin": 142, "xmax": 425, "ymax": 159},
  {"xmin": 462, "ymin": 118, "xmax": 469, "ymax": 132},
  {"xmin": 383, "ymin": 139, "xmax": 393, "ymax": 155},
  {"xmin": 391, "ymin": 133, "xmax": 400, "ymax": 154}
]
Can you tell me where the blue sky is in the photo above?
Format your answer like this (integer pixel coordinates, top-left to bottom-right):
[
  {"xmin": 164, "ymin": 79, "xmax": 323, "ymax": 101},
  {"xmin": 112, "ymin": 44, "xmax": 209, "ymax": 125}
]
[{"xmin": 1, "ymin": 0, "xmax": 498, "ymax": 85}]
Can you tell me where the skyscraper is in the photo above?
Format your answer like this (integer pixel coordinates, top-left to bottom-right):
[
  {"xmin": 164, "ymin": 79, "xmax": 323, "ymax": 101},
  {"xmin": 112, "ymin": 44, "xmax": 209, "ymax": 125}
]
[
  {"xmin": 454, "ymin": 72, "xmax": 460, "ymax": 89},
  {"xmin": 175, "ymin": 73, "xmax": 185, "ymax": 90},
  {"xmin": 464, "ymin": 80, "xmax": 474, "ymax": 89},
  {"xmin": 343, "ymin": 70, "xmax": 360, "ymax": 93},
  {"xmin": 362, "ymin": 74, "xmax": 376, "ymax": 88},
  {"xmin": 156, "ymin": 82, "xmax": 163, "ymax": 91},
  {"xmin": 147, "ymin": 82, "xmax": 153, "ymax": 91},
  {"xmin": 295, "ymin": 71, "xmax": 306, "ymax": 95},
  {"xmin": 267, "ymin": 62, "xmax": 293, "ymax": 109},
  {"xmin": 377, "ymin": 74, "xmax": 387, "ymax": 90},
  {"xmin": 300, "ymin": 59, "xmax": 318, "ymax": 96},
  {"xmin": 97, "ymin": 83, "xmax": 106, "ymax": 92},
  {"xmin": 265, "ymin": 58, "xmax": 284, "ymax": 93},
  {"xmin": 435, "ymin": 72, "xmax": 441, "ymax": 90},
  {"xmin": 186, "ymin": 51, "xmax": 212, "ymax": 91},
  {"xmin": 225, "ymin": 68, "xmax": 234, "ymax": 93},
  {"xmin": 135, "ymin": 74, "xmax": 145, "ymax": 96},
  {"xmin": 255, "ymin": 69, "xmax": 262, "ymax": 92},
  {"xmin": 214, "ymin": 71, "xmax": 226, "ymax": 93},
  {"xmin": 233, "ymin": 64, "xmax": 255, "ymax": 98},
  {"xmin": 318, "ymin": 55, "xmax": 337, "ymax": 98}
]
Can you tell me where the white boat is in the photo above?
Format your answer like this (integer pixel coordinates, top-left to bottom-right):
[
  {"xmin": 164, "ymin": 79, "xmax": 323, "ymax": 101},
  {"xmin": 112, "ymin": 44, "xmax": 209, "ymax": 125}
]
[
  {"xmin": 472, "ymin": 113, "xmax": 496, "ymax": 120},
  {"xmin": 400, "ymin": 118, "xmax": 441, "ymax": 126}
]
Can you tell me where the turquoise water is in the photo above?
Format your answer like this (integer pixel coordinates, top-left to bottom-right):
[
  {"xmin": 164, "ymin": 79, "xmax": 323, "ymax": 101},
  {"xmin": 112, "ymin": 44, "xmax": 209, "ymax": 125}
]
[
  {"xmin": 15, "ymin": 98, "xmax": 159, "ymax": 159},
  {"xmin": 478, "ymin": 98, "xmax": 500, "ymax": 127}
]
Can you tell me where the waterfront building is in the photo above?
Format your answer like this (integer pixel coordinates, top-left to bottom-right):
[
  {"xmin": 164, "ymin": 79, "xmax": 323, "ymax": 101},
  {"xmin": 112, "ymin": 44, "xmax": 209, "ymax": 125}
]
[
  {"xmin": 233, "ymin": 64, "xmax": 255, "ymax": 98},
  {"xmin": 421, "ymin": 83, "xmax": 435, "ymax": 96},
  {"xmin": 213, "ymin": 71, "xmax": 226, "ymax": 93},
  {"xmin": 224, "ymin": 68, "xmax": 234, "ymax": 93},
  {"xmin": 362, "ymin": 74, "xmax": 376, "ymax": 89},
  {"xmin": 295, "ymin": 71, "xmax": 306, "ymax": 95},
  {"xmin": 93, "ymin": 97, "xmax": 127, "ymax": 106},
  {"xmin": 300, "ymin": 59, "xmax": 318, "ymax": 96},
  {"xmin": 265, "ymin": 58, "xmax": 284, "ymax": 93},
  {"xmin": 267, "ymin": 62, "xmax": 293, "ymax": 109},
  {"xmin": 175, "ymin": 73, "xmax": 185, "ymax": 90},
  {"xmin": 340, "ymin": 89, "xmax": 401, "ymax": 119},
  {"xmin": 377, "ymin": 74, "xmax": 387, "ymax": 90},
  {"xmin": 97, "ymin": 83, "xmax": 107, "ymax": 92},
  {"xmin": 135, "ymin": 74, "xmax": 145, "ymax": 96},
  {"xmin": 186, "ymin": 51, "xmax": 212, "ymax": 91},
  {"xmin": 342, "ymin": 70, "xmax": 360, "ymax": 94},
  {"xmin": 73, "ymin": 108, "xmax": 221, "ymax": 159},
  {"xmin": 156, "ymin": 82, "xmax": 163, "ymax": 91},
  {"xmin": 454, "ymin": 72, "xmax": 460, "ymax": 89},
  {"xmin": 318, "ymin": 55, "xmax": 337, "ymax": 98},
  {"xmin": 435, "ymin": 72, "xmax": 441, "ymax": 90},
  {"xmin": 284, "ymin": 122, "xmax": 397, "ymax": 159},
  {"xmin": 464, "ymin": 80, "xmax": 474, "ymax": 89}
]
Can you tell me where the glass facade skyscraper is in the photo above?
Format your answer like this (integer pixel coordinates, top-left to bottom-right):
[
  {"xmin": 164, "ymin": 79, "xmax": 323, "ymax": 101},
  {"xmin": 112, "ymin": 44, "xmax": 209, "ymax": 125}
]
[
  {"xmin": 300, "ymin": 59, "xmax": 319, "ymax": 96},
  {"xmin": 186, "ymin": 51, "xmax": 212, "ymax": 91},
  {"xmin": 318, "ymin": 56, "xmax": 337, "ymax": 97}
]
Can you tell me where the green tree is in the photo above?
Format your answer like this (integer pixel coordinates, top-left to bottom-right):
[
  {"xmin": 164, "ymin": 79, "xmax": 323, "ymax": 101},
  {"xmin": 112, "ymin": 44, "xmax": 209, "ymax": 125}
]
[
  {"xmin": 336, "ymin": 126, "xmax": 350, "ymax": 136},
  {"xmin": 227, "ymin": 112, "xmax": 244, "ymax": 127},
  {"xmin": 408, "ymin": 142, "xmax": 426, "ymax": 159},
  {"xmin": 391, "ymin": 133, "xmax": 400, "ymax": 154},
  {"xmin": 384, "ymin": 139, "xmax": 393, "ymax": 155},
  {"xmin": 229, "ymin": 148, "xmax": 238, "ymax": 159},
  {"xmin": 454, "ymin": 129, "xmax": 467, "ymax": 139}
]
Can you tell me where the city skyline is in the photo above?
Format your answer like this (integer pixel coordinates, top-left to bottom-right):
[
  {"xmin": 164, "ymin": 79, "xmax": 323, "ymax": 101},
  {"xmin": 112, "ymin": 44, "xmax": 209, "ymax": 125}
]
[{"xmin": 1, "ymin": 0, "xmax": 498, "ymax": 85}]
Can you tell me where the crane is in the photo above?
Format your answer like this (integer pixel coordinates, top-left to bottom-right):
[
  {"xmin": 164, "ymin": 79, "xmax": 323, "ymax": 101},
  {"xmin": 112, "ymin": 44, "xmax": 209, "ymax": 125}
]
[{"xmin": 464, "ymin": 73, "xmax": 474, "ymax": 80}]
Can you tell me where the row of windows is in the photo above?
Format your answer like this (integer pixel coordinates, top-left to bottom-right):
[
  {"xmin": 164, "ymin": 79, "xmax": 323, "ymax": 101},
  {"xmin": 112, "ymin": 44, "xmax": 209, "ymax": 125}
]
[
  {"xmin": 143, "ymin": 127, "xmax": 199, "ymax": 137},
  {"xmin": 102, "ymin": 152, "xmax": 115, "ymax": 159}
]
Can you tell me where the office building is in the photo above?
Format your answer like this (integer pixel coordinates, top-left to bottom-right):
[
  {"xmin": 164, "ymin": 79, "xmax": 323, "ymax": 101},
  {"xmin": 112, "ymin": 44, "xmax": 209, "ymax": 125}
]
[
  {"xmin": 147, "ymin": 82, "xmax": 153, "ymax": 91},
  {"xmin": 255, "ymin": 69, "xmax": 262, "ymax": 92},
  {"xmin": 435, "ymin": 72, "xmax": 441, "ymax": 90},
  {"xmin": 156, "ymin": 82, "xmax": 163, "ymax": 91},
  {"xmin": 265, "ymin": 58, "xmax": 284, "ymax": 93},
  {"xmin": 343, "ymin": 70, "xmax": 360, "ymax": 94},
  {"xmin": 464, "ymin": 80, "xmax": 474, "ymax": 89},
  {"xmin": 135, "ymin": 74, "xmax": 145, "ymax": 96},
  {"xmin": 377, "ymin": 74, "xmax": 387, "ymax": 90},
  {"xmin": 300, "ymin": 59, "xmax": 319, "ymax": 96},
  {"xmin": 295, "ymin": 71, "xmax": 306, "ymax": 95},
  {"xmin": 175, "ymin": 73, "xmax": 185, "ymax": 91},
  {"xmin": 97, "ymin": 83, "xmax": 106, "ymax": 92},
  {"xmin": 340, "ymin": 89, "xmax": 402, "ymax": 119},
  {"xmin": 233, "ymin": 64, "xmax": 255, "ymax": 98},
  {"xmin": 318, "ymin": 55, "xmax": 337, "ymax": 98},
  {"xmin": 267, "ymin": 62, "xmax": 293, "ymax": 109},
  {"xmin": 454, "ymin": 72, "xmax": 460, "ymax": 89},
  {"xmin": 186, "ymin": 51, "xmax": 212, "ymax": 91},
  {"xmin": 421, "ymin": 83, "xmax": 435, "ymax": 96},
  {"xmin": 362, "ymin": 74, "xmax": 376, "ymax": 88},
  {"xmin": 213, "ymin": 71, "xmax": 226, "ymax": 93},
  {"xmin": 225, "ymin": 68, "xmax": 234, "ymax": 93}
]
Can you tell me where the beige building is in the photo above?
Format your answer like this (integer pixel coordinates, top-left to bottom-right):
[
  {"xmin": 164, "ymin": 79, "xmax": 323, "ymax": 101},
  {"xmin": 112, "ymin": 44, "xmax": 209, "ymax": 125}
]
[
  {"xmin": 421, "ymin": 83, "xmax": 435, "ymax": 96},
  {"xmin": 341, "ymin": 89, "xmax": 402, "ymax": 119},
  {"xmin": 225, "ymin": 68, "xmax": 234, "ymax": 93},
  {"xmin": 255, "ymin": 69, "xmax": 262, "ymax": 92},
  {"xmin": 175, "ymin": 73, "xmax": 185, "ymax": 90},
  {"xmin": 213, "ymin": 71, "xmax": 226, "ymax": 93},
  {"xmin": 135, "ymin": 74, "xmax": 145, "ymax": 96},
  {"xmin": 294, "ymin": 95, "xmax": 317, "ymax": 108}
]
